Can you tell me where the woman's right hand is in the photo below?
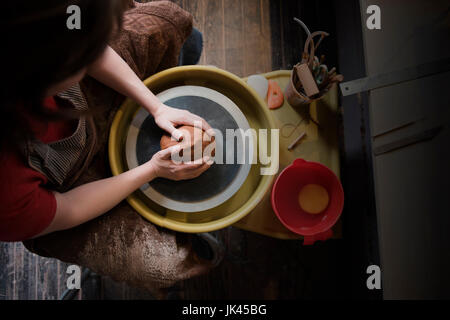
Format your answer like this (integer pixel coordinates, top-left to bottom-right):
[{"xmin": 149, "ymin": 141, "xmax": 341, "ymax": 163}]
[
  {"xmin": 36, "ymin": 147, "xmax": 211, "ymax": 239},
  {"xmin": 148, "ymin": 146, "xmax": 211, "ymax": 181}
]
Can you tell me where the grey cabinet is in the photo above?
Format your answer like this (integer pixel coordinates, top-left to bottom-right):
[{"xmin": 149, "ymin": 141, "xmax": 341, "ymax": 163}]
[{"xmin": 360, "ymin": 0, "xmax": 450, "ymax": 299}]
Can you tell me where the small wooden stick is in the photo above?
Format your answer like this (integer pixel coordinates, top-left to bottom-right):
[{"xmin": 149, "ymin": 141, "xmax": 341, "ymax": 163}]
[
  {"xmin": 331, "ymin": 74, "xmax": 344, "ymax": 83},
  {"xmin": 320, "ymin": 55, "xmax": 325, "ymax": 64},
  {"xmin": 288, "ymin": 131, "xmax": 307, "ymax": 151},
  {"xmin": 295, "ymin": 64, "xmax": 319, "ymax": 97},
  {"xmin": 328, "ymin": 67, "xmax": 336, "ymax": 76}
]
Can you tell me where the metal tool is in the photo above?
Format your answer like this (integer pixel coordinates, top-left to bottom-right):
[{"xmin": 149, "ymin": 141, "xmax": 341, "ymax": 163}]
[
  {"xmin": 340, "ymin": 57, "xmax": 450, "ymax": 96},
  {"xmin": 288, "ymin": 131, "xmax": 307, "ymax": 151}
]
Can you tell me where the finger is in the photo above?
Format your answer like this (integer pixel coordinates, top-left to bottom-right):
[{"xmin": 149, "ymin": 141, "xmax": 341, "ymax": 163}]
[
  {"xmin": 159, "ymin": 145, "xmax": 181, "ymax": 160},
  {"xmin": 204, "ymin": 155, "xmax": 215, "ymax": 166},
  {"xmin": 205, "ymin": 127, "xmax": 216, "ymax": 139},
  {"xmin": 179, "ymin": 161, "xmax": 204, "ymax": 170},
  {"xmin": 179, "ymin": 114, "xmax": 212, "ymax": 132},
  {"xmin": 179, "ymin": 156, "xmax": 210, "ymax": 169},
  {"xmin": 159, "ymin": 120, "xmax": 184, "ymax": 141},
  {"xmin": 171, "ymin": 129, "xmax": 184, "ymax": 141},
  {"xmin": 187, "ymin": 162, "xmax": 211, "ymax": 178},
  {"xmin": 199, "ymin": 118, "xmax": 212, "ymax": 131},
  {"xmin": 187, "ymin": 156, "xmax": 212, "ymax": 166}
]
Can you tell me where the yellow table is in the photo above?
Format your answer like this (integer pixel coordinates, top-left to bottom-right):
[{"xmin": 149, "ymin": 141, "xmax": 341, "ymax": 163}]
[{"xmin": 234, "ymin": 70, "xmax": 342, "ymax": 240}]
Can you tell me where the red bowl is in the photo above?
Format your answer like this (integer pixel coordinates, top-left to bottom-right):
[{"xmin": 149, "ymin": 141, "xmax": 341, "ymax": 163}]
[{"xmin": 271, "ymin": 159, "xmax": 344, "ymax": 245}]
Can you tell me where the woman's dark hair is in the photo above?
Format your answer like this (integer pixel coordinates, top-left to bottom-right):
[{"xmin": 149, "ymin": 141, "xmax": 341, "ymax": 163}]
[{"xmin": 0, "ymin": 0, "xmax": 127, "ymax": 151}]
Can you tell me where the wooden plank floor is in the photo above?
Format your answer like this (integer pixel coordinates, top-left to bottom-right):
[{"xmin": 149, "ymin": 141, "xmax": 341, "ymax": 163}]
[{"xmin": 1, "ymin": 0, "xmax": 347, "ymax": 300}]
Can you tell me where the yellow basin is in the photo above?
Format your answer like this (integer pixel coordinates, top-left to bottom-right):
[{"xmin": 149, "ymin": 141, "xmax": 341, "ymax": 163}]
[{"xmin": 109, "ymin": 66, "xmax": 276, "ymax": 233}]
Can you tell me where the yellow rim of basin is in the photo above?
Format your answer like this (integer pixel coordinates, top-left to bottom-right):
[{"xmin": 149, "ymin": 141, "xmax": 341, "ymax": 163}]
[{"xmin": 109, "ymin": 66, "xmax": 276, "ymax": 233}]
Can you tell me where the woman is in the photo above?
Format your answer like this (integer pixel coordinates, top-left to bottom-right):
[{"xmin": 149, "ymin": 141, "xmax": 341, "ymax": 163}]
[{"xmin": 0, "ymin": 0, "xmax": 221, "ymax": 297}]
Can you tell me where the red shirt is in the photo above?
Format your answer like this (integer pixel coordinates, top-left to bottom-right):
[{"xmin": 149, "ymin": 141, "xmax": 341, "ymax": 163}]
[{"xmin": 0, "ymin": 97, "xmax": 75, "ymax": 242}]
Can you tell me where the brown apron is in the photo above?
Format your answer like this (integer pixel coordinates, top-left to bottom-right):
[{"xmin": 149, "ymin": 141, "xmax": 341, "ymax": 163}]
[{"xmin": 22, "ymin": 1, "xmax": 212, "ymax": 298}]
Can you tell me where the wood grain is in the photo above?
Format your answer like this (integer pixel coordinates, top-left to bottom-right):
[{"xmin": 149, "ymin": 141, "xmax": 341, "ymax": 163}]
[
  {"xmin": 0, "ymin": 243, "xmax": 10, "ymax": 300},
  {"xmin": 224, "ymin": 0, "xmax": 245, "ymax": 76},
  {"xmin": 201, "ymin": 0, "xmax": 226, "ymax": 68}
]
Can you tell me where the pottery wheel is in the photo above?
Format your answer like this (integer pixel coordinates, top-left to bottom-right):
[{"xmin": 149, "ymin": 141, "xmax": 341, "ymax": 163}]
[{"xmin": 125, "ymin": 85, "xmax": 253, "ymax": 213}]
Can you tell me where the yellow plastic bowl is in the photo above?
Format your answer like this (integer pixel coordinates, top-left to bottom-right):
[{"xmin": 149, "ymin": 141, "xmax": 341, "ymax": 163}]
[{"xmin": 109, "ymin": 66, "xmax": 276, "ymax": 233}]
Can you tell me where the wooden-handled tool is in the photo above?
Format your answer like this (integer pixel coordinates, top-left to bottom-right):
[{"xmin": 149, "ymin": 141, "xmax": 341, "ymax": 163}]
[
  {"xmin": 295, "ymin": 64, "xmax": 319, "ymax": 97},
  {"xmin": 288, "ymin": 131, "xmax": 307, "ymax": 151}
]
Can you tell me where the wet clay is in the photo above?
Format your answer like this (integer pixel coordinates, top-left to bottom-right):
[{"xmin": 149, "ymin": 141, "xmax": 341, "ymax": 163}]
[{"xmin": 160, "ymin": 125, "xmax": 215, "ymax": 161}]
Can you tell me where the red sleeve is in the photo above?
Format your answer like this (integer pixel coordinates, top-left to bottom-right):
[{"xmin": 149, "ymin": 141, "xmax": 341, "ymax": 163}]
[{"xmin": 0, "ymin": 151, "xmax": 57, "ymax": 242}]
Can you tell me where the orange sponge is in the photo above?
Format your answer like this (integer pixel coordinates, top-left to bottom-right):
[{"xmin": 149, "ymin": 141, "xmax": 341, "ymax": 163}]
[{"xmin": 267, "ymin": 80, "xmax": 284, "ymax": 110}]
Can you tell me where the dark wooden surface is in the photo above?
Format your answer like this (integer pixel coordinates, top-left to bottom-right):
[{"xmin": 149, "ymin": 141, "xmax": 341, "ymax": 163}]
[{"xmin": 1, "ymin": 0, "xmax": 353, "ymax": 300}]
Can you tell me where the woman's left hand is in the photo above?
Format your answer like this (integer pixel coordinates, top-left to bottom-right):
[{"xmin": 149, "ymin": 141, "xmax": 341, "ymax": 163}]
[
  {"xmin": 86, "ymin": 46, "xmax": 212, "ymax": 142},
  {"xmin": 153, "ymin": 104, "xmax": 212, "ymax": 141}
]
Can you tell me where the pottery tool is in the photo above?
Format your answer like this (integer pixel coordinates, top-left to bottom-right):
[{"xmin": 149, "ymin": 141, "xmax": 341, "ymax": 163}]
[
  {"xmin": 267, "ymin": 80, "xmax": 284, "ymax": 109},
  {"xmin": 328, "ymin": 67, "xmax": 336, "ymax": 77},
  {"xmin": 340, "ymin": 57, "xmax": 450, "ymax": 96},
  {"xmin": 295, "ymin": 63, "xmax": 320, "ymax": 97},
  {"xmin": 288, "ymin": 131, "xmax": 307, "ymax": 151},
  {"xmin": 314, "ymin": 64, "xmax": 328, "ymax": 85},
  {"xmin": 281, "ymin": 118, "xmax": 305, "ymax": 138},
  {"xmin": 289, "ymin": 18, "xmax": 342, "ymax": 103},
  {"xmin": 294, "ymin": 17, "xmax": 311, "ymax": 37},
  {"xmin": 320, "ymin": 55, "xmax": 325, "ymax": 64}
]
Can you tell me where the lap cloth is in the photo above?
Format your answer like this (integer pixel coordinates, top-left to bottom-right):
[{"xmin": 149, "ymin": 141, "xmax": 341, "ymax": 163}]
[{"xmin": 23, "ymin": 1, "xmax": 213, "ymax": 298}]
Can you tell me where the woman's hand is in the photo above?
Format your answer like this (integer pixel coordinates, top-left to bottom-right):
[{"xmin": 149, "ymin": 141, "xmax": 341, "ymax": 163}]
[
  {"xmin": 87, "ymin": 47, "xmax": 212, "ymax": 141},
  {"xmin": 36, "ymin": 145, "xmax": 211, "ymax": 238},
  {"xmin": 148, "ymin": 145, "xmax": 211, "ymax": 181},
  {"xmin": 153, "ymin": 104, "xmax": 212, "ymax": 141}
]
